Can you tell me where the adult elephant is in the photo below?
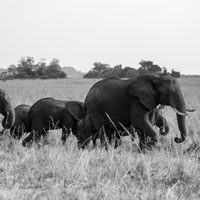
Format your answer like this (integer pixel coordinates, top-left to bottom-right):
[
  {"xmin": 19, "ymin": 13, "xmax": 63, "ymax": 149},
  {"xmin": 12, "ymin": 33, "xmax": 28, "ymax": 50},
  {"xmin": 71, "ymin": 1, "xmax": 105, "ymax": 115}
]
[
  {"xmin": 0, "ymin": 89, "xmax": 15, "ymax": 129},
  {"xmin": 82, "ymin": 73, "xmax": 187, "ymax": 150},
  {"xmin": 22, "ymin": 98, "xmax": 84, "ymax": 146},
  {"xmin": 9, "ymin": 104, "xmax": 31, "ymax": 139},
  {"xmin": 77, "ymin": 106, "xmax": 169, "ymax": 148}
]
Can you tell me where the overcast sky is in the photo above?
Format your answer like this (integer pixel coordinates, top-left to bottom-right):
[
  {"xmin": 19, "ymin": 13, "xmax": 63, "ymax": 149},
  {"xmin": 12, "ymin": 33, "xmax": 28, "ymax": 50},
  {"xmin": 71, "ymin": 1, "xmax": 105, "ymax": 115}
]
[{"xmin": 0, "ymin": 0, "xmax": 199, "ymax": 74}]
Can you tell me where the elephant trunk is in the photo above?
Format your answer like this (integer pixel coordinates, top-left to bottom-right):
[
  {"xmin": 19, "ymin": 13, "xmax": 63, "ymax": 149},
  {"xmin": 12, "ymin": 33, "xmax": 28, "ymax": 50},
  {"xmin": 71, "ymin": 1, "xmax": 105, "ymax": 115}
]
[
  {"xmin": 2, "ymin": 103, "xmax": 15, "ymax": 129},
  {"xmin": 172, "ymin": 89, "xmax": 187, "ymax": 143}
]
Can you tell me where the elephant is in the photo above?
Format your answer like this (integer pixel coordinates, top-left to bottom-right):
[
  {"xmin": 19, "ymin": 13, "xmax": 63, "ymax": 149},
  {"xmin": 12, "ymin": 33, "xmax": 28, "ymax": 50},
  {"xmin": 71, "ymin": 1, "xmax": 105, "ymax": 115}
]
[
  {"xmin": 0, "ymin": 89, "xmax": 15, "ymax": 130},
  {"xmin": 9, "ymin": 104, "xmax": 31, "ymax": 139},
  {"xmin": 77, "ymin": 106, "xmax": 169, "ymax": 148},
  {"xmin": 22, "ymin": 98, "xmax": 84, "ymax": 146},
  {"xmin": 80, "ymin": 73, "xmax": 188, "ymax": 150}
]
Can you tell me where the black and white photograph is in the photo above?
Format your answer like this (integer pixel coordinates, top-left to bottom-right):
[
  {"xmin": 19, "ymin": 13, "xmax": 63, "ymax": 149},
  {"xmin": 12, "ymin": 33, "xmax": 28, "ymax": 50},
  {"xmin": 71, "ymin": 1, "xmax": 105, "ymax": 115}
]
[{"xmin": 0, "ymin": 0, "xmax": 199, "ymax": 199}]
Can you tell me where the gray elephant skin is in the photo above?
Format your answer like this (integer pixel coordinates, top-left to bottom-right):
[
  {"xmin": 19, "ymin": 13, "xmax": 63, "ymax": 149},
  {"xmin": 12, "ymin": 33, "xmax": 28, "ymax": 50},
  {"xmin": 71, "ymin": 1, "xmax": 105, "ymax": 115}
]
[
  {"xmin": 22, "ymin": 98, "xmax": 84, "ymax": 146},
  {"xmin": 81, "ymin": 73, "xmax": 187, "ymax": 150},
  {"xmin": 10, "ymin": 104, "xmax": 31, "ymax": 139},
  {"xmin": 77, "ymin": 107, "xmax": 169, "ymax": 148},
  {"xmin": 0, "ymin": 89, "xmax": 15, "ymax": 129}
]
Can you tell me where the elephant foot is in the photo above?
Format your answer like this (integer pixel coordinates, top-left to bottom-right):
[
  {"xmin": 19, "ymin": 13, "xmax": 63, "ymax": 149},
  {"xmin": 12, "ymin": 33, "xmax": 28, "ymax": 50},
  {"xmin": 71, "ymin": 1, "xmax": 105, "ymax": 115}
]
[
  {"xmin": 61, "ymin": 127, "xmax": 70, "ymax": 145},
  {"xmin": 22, "ymin": 132, "xmax": 35, "ymax": 147},
  {"xmin": 61, "ymin": 136, "xmax": 66, "ymax": 145}
]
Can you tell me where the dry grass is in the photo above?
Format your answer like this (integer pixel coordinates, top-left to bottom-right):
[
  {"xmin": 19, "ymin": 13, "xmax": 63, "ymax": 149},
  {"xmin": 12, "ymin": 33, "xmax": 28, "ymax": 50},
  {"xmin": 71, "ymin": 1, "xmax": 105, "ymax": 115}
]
[{"xmin": 0, "ymin": 77, "xmax": 199, "ymax": 200}]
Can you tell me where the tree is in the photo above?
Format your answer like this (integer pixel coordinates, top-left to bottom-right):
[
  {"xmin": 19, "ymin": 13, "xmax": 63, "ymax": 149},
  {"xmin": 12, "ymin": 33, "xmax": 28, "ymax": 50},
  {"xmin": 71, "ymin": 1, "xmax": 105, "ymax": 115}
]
[
  {"xmin": 46, "ymin": 58, "xmax": 67, "ymax": 78},
  {"xmin": 93, "ymin": 62, "xmax": 110, "ymax": 72},
  {"xmin": 121, "ymin": 67, "xmax": 139, "ymax": 78},
  {"xmin": 171, "ymin": 69, "xmax": 180, "ymax": 78},
  {"xmin": 84, "ymin": 62, "xmax": 110, "ymax": 78},
  {"xmin": 113, "ymin": 64, "xmax": 122, "ymax": 70},
  {"xmin": 84, "ymin": 70, "xmax": 99, "ymax": 78},
  {"xmin": 0, "ymin": 56, "xmax": 68, "ymax": 80},
  {"xmin": 163, "ymin": 67, "xmax": 167, "ymax": 74},
  {"xmin": 139, "ymin": 60, "xmax": 153, "ymax": 71},
  {"xmin": 47, "ymin": 58, "xmax": 61, "ymax": 74},
  {"xmin": 49, "ymin": 58, "xmax": 61, "ymax": 67},
  {"xmin": 84, "ymin": 63, "xmax": 139, "ymax": 79},
  {"xmin": 8, "ymin": 64, "xmax": 17, "ymax": 76},
  {"xmin": 149, "ymin": 64, "xmax": 162, "ymax": 73},
  {"xmin": 138, "ymin": 60, "xmax": 161, "ymax": 74},
  {"xmin": 17, "ymin": 56, "xmax": 36, "ymax": 78}
]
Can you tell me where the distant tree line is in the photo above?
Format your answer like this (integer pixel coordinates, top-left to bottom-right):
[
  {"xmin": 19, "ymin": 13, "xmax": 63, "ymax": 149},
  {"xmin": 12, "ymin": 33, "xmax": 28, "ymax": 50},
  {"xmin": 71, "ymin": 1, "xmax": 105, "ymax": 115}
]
[
  {"xmin": 0, "ymin": 57, "xmax": 181, "ymax": 80},
  {"xmin": 84, "ymin": 60, "xmax": 180, "ymax": 79},
  {"xmin": 0, "ymin": 57, "xmax": 67, "ymax": 80},
  {"xmin": 84, "ymin": 62, "xmax": 139, "ymax": 79}
]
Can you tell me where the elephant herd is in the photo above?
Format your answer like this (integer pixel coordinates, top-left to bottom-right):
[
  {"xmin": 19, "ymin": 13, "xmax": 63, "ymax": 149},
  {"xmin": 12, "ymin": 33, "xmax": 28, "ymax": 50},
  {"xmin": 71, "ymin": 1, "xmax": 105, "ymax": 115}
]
[{"xmin": 0, "ymin": 73, "xmax": 194, "ymax": 151}]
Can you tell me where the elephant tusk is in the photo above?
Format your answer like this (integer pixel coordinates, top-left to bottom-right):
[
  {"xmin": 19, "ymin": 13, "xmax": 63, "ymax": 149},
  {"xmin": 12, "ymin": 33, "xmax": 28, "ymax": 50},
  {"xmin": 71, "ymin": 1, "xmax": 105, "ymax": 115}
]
[
  {"xmin": 186, "ymin": 108, "xmax": 195, "ymax": 112},
  {"xmin": 173, "ymin": 108, "xmax": 188, "ymax": 116},
  {"xmin": 156, "ymin": 104, "xmax": 165, "ymax": 109}
]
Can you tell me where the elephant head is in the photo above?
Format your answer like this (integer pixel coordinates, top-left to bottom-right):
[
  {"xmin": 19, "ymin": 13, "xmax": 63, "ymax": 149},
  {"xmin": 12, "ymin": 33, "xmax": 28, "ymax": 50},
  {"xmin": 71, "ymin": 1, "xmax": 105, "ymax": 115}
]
[
  {"xmin": 76, "ymin": 114, "xmax": 96, "ymax": 148},
  {"xmin": 129, "ymin": 73, "xmax": 187, "ymax": 143},
  {"xmin": 0, "ymin": 89, "xmax": 15, "ymax": 129}
]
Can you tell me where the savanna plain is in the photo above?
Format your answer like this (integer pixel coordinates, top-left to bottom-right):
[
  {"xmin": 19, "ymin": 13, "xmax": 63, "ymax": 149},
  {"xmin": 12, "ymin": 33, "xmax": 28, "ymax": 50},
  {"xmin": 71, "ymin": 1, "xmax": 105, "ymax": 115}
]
[{"xmin": 0, "ymin": 77, "xmax": 200, "ymax": 200}]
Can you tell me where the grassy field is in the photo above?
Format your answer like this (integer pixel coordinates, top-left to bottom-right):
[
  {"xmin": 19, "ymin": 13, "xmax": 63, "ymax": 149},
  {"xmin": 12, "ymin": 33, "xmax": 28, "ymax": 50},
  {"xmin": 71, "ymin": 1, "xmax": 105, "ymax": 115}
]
[{"xmin": 0, "ymin": 77, "xmax": 199, "ymax": 200}]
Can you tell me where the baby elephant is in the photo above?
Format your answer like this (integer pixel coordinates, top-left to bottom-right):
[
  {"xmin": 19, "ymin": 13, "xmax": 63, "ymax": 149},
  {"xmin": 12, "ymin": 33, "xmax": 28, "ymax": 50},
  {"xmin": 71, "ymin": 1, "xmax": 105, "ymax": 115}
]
[
  {"xmin": 10, "ymin": 104, "xmax": 31, "ymax": 139},
  {"xmin": 22, "ymin": 98, "xmax": 84, "ymax": 146}
]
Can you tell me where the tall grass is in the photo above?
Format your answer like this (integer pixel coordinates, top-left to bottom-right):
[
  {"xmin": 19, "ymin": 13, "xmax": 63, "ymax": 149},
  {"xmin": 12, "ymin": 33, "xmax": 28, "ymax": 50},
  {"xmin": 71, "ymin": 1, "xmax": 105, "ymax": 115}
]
[{"xmin": 0, "ymin": 77, "xmax": 199, "ymax": 200}]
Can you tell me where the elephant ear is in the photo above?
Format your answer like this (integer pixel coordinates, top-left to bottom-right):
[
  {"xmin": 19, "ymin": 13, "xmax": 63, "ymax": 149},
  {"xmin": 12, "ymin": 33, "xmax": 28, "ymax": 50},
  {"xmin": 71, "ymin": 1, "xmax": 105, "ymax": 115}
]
[
  {"xmin": 66, "ymin": 102, "xmax": 84, "ymax": 121},
  {"xmin": 129, "ymin": 78, "xmax": 156, "ymax": 110}
]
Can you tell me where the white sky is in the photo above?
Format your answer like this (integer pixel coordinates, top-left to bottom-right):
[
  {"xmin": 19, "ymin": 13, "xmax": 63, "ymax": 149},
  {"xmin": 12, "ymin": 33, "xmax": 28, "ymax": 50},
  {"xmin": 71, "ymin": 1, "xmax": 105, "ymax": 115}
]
[{"xmin": 0, "ymin": 0, "xmax": 199, "ymax": 74}]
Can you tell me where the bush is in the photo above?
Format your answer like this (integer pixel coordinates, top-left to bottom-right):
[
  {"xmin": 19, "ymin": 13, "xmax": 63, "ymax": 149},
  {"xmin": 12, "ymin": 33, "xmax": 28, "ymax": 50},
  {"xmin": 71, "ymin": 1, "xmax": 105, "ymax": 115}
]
[
  {"xmin": 84, "ymin": 63, "xmax": 138, "ymax": 79},
  {"xmin": 0, "ymin": 57, "xmax": 67, "ymax": 80}
]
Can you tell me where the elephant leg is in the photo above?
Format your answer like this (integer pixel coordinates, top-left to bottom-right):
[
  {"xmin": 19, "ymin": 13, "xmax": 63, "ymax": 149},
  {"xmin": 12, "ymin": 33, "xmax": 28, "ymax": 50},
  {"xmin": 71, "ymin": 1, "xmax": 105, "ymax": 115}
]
[
  {"xmin": 81, "ymin": 126, "xmax": 96, "ymax": 148},
  {"xmin": 22, "ymin": 129, "xmax": 42, "ymax": 146},
  {"xmin": 61, "ymin": 127, "xmax": 70, "ymax": 145},
  {"xmin": 98, "ymin": 127, "xmax": 108, "ymax": 148},
  {"xmin": 40, "ymin": 129, "xmax": 49, "ymax": 144},
  {"xmin": 16, "ymin": 126, "xmax": 21, "ymax": 139},
  {"xmin": 92, "ymin": 135, "xmax": 98, "ymax": 147},
  {"xmin": 99, "ymin": 127, "xmax": 120, "ymax": 149},
  {"xmin": 14, "ymin": 125, "xmax": 24, "ymax": 139},
  {"xmin": 22, "ymin": 131, "xmax": 34, "ymax": 146},
  {"xmin": 131, "ymin": 110, "xmax": 158, "ymax": 151},
  {"xmin": 137, "ymin": 130, "xmax": 148, "ymax": 152},
  {"xmin": 110, "ymin": 131, "xmax": 122, "ymax": 148},
  {"xmin": 23, "ymin": 119, "xmax": 44, "ymax": 146},
  {"xmin": 129, "ymin": 125, "xmax": 136, "ymax": 141},
  {"xmin": 77, "ymin": 129, "xmax": 92, "ymax": 149},
  {"xmin": 31, "ymin": 130, "xmax": 41, "ymax": 144},
  {"xmin": 78, "ymin": 132, "xmax": 93, "ymax": 149}
]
